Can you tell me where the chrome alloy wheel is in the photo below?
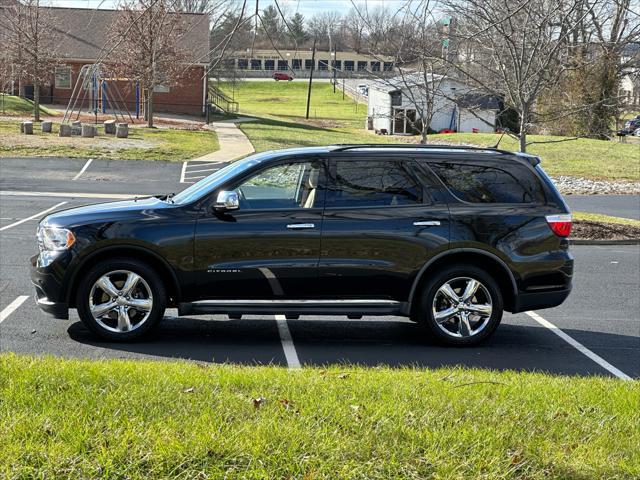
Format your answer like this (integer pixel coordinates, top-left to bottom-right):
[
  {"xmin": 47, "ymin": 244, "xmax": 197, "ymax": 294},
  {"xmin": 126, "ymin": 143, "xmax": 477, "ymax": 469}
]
[
  {"xmin": 89, "ymin": 270, "xmax": 153, "ymax": 333},
  {"xmin": 431, "ymin": 277, "xmax": 493, "ymax": 338}
]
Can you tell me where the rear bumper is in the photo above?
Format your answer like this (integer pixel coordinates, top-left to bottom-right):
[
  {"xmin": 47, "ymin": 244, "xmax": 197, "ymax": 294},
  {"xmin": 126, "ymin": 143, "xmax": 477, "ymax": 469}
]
[{"xmin": 511, "ymin": 286, "xmax": 572, "ymax": 313}]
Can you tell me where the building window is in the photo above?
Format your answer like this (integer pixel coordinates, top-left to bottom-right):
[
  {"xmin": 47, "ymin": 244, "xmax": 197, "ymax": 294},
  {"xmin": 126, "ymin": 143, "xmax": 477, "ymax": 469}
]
[
  {"xmin": 292, "ymin": 59, "xmax": 302, "ymax": 70},
  {"xmin": 250, "ymin": 59, "xmax": 262, "ymax": 70},
  {"xmin": 344, "ymin": 60, "xmax": 354, "ymax": 71},
  {"xmin": 357, "ymin": 61, "xmax": 367, "ymax": 71},
  {"xmin": 318, "ymin": 60, "xmax": 329, "ymax": 70},
  {"xmin": 264, "ymin": 59, "xmax": 275, "ymax": 70},
  {"xmin": 237, "ymin": 59, "xmax": 248, "ymax": 70},
  {"xmin": 305, "ymin": 59, "xmax": 314, "ymax": 70},
  {"xmin": 383, "ymin": 62, "xmax": 394, "ymax": 72},
  {"xmin": 277, "ymin": 59, "xmax": 288, "ymax": 70},
  {"xmin": 154, "ymin": 84, "xmax": 170, "ymax": 93},
  {"xmin": 371, "ymin": 61, "xmax": 381, "ymax": 72},
  {"xmin": 334, "ymin": 60, "xmax": 342, "ymax": 70},
  {"xmin": 55, "ymin": 67, "xmax": 71, "ymax": 89},
  {"xmin": 390, "ymin": 91, "xmax": 402, "ymax": 106}
]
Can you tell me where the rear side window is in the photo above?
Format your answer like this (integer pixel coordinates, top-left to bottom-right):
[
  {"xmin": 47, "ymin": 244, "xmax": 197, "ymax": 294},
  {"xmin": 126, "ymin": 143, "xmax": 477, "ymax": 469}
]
[
  {"xmin": 327, "ymin": 159, "xmax": 423, "ymax": 207},
  {"xmin": 429, "ymin": 162, "xmax": 545, "ymax": 204}
]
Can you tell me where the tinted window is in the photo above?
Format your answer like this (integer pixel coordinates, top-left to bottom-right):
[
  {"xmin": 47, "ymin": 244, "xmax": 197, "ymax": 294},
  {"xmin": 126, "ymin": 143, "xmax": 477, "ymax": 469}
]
[
  {"xmin": 430, "ymin": 162, "xmax": 545, "ymax": 203},
  {"xmin": 234, "ymin": 162, "xmax": 323, "ymax": 210},
  {"xmin": 327, "ymin": 160, "xmax": 423, "ymax": 207}
]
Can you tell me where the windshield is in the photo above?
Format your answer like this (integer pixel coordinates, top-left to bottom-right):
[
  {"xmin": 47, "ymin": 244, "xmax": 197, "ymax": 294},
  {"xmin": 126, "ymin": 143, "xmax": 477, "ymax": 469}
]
[{"xmin": 172, "ymin": 152, "xmax": 275, "ymax": 205}]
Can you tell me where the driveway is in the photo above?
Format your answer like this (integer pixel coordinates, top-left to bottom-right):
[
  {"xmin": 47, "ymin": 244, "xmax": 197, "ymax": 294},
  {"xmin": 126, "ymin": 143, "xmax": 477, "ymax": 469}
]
[{"xmin": 566, "ymin": 194, "xmax": 640, "ymax": 220}]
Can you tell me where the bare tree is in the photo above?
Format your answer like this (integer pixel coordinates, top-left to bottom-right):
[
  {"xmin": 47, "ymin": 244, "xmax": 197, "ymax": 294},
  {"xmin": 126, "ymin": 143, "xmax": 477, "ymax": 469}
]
[
  {"xmin": 109, "ymin": 0, "xmax": 188, "ymax": 127},
  {"xmin": 445, "ymin": 0, "xmax": 597, "ymax": 151},
  {"xmin": 1, "ymin": 0, "xmax": 58, "ymax": 121}
]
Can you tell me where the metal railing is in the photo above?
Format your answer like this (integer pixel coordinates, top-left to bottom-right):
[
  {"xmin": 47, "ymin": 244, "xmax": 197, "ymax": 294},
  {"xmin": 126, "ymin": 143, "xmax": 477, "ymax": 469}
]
[{"xmin": 208, "ymin": 84, "xmax": 239, "ymax": 114}]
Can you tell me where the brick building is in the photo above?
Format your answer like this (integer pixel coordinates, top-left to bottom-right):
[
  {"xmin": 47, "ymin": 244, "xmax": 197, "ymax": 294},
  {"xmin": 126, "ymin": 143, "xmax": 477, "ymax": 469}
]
[{"xmin": 1, "ymin": 5, "xmax": 210, "ymax": 116}]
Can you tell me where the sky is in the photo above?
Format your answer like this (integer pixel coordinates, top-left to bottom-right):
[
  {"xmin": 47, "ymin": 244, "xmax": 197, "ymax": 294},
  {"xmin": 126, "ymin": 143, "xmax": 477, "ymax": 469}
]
[{"xmin": 48, "ymin": 0, "xmax": 409, "ymax": 17}]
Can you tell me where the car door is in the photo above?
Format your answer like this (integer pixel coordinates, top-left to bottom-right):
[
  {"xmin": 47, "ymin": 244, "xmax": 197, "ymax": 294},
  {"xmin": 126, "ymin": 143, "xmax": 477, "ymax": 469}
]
[
  {"xmin": 318, "ymin": 155, "xmax": 450, "ymax": 301},
  {"xmin": 193, "ymin": 158, "xmax": 326, "ymax": 300}
]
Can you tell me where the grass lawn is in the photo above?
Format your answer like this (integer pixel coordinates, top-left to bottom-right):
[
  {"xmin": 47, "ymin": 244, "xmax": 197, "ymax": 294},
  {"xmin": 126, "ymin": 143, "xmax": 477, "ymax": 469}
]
[
  {"xmin": 1, "ymin": 355, "xmax": 638, "ymax": 478},
  {"xmin": 218, "ymin": 81, "xmax": 366, "ymax": 128},
  {"xmin": 0, "ymin": 94, "xmax": 58, "ymax": 116},
  {"xmin": 0, "ymin": 120, "xmax": 218, "ymax": 161},
  {"xmin": 428, "ymin": 133, "xmax": 640, "ymax": 181},
  {"xmin": 573, "ymin": 211, "xmax": 640, "ymax": 227}
]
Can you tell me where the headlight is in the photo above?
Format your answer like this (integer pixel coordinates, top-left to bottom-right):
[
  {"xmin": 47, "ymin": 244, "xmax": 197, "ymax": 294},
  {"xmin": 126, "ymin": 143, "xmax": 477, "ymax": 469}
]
[{"xmin": 37, "ymin": 226, "xmax": 76, "ymax": 252}]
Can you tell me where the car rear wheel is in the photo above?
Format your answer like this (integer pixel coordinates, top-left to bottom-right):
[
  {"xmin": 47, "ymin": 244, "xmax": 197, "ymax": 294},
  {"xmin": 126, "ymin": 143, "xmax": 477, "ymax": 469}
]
[
  {"xmin": 76, "ymin": 258, "xmax": 166, "ymax": 341},
  {"xmin": 416, "ymin": 265, "xmax": 503, "ymax": 346}
]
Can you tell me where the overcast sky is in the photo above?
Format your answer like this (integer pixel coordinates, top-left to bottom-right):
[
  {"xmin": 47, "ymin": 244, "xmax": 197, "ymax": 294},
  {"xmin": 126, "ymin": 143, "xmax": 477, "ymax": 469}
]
[{"xmin": 48, "ymin": 0, "xmax": 408, "ymax": 17}]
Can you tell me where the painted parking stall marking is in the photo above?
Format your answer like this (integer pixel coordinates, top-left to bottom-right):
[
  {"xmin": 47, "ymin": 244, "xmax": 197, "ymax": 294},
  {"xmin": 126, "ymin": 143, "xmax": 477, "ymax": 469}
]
[
  {"xmin": 0, "ymin": 202, "xmax": 67, "ymax": 232},
  {"xmin": 0, "ymin": 296, "xmax": 29, "ymax": 324},
  {"xmin": 525, "ymin": 311, "xmax": 632, "ymax": 380},
  {"xmin": 180, "ymin": 160, "xmax": 228, "ymax": 184},
  {"xmin": 276, "ymin": 315, "xmax": 301, "ymax": 369},
  {"xmin": 72, "ymin": 158, "xmax": 93, "ymax": 180}
]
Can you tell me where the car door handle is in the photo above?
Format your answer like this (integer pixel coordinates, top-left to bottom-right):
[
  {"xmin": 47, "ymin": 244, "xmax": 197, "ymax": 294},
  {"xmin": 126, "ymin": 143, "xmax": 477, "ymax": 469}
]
[
  {"xmin": 287, "ymin": 223, "xmax": 315, "ymax": 229},
  {"xmin": 413, "ymin": 220, "xmax": 441, "ymax": 226}
]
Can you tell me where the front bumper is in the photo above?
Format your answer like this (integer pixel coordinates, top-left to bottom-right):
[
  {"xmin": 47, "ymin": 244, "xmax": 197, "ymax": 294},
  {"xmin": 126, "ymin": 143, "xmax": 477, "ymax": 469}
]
[{"xmin": 30, "ymin": 253, "xmax": 70, "ymax": 319}]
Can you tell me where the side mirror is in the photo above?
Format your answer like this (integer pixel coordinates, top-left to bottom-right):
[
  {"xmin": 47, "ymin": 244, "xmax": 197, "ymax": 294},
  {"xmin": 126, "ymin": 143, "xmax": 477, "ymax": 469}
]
[{"xmin": 214, "ymin": 190, "xmax": 239, "ymax": 211}]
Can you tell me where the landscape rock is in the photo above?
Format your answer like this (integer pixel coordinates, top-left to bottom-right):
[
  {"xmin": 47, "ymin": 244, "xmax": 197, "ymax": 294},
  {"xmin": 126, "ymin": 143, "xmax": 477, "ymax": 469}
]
[
  {"xmin": 41, "ymin": 121, "xmax": 52, "ymax": 133},
  {"xmin": 22, "ymin": 121, "xmax": 33, "ymax": 135},
  {"xmin": 81, "ymin": 124, "xmax": 96, "ymax": 138},
  {"xmin": 59, "ymin": 124, "xmax": 72, "ymax": 137},
  {"xmin": 116, "ymin": 123, "xmax": 129, "ymax": 138},
  {"xmin": 550, "ymin": 176, "xmax": 640, "ymax": 195},
  {"xmin": 71, "ymin": 120, "xmax": 82, "ymax": 136},
  {"xmin": 104, "ymin": 120, "xmax": 116, "ymax": 135}
]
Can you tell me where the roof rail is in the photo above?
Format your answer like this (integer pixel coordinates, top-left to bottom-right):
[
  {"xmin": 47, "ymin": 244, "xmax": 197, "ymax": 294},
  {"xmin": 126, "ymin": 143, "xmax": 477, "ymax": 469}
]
[{"xmin": 328, "ymin": 144, "xmax": 514, "ymax": 155}]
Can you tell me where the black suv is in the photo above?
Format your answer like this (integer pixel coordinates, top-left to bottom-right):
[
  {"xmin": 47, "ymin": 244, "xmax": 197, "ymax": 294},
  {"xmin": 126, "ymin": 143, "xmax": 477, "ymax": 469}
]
[{"xmin": 31, "ymin": 145, "xmax": 574, "ymax": 346}]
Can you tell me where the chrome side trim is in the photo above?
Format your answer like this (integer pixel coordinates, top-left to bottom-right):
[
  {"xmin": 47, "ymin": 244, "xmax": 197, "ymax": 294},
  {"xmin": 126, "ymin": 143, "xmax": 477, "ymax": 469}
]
[
  {"xmin": 413, "ymin": 220, "xmax": 441, "ymax": 226},
  {"xmin": 192, "ymin": 299, "xmax": 401, "ymax": 305},
  {"xmin": 286, "ymin": 223, "xmax": 315, "ymax": 229}
]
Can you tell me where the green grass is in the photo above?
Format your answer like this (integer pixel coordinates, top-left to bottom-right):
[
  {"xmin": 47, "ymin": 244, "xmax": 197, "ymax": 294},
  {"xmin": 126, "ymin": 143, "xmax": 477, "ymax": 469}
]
[
  {"xmin": 0, "ymin": 94, "xmax": 58, "ymax": 116},
  {"xmin": 573, "ymin": 211, "xmax": 640, "ymax": 227},
  {"xmin": 218, "ymin": 81, "xmax": 366, "ymax": 127},
  {"xmin": 428, "ymin": 133, "xmax": 640, "ymax": 181},
  {"xmin": 1, "ymin": 354, "xmax": 638, "ymax": 479},
  {"xmin": 0, "ymin": 120, "xmax": 218, "ymax": 161}
]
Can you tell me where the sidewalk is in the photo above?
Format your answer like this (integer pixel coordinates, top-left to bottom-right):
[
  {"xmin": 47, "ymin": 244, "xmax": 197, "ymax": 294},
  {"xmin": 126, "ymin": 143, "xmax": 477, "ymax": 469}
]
[{"xmin": 192, "ymin": 120, "xmax": 255, "ymax": 162}]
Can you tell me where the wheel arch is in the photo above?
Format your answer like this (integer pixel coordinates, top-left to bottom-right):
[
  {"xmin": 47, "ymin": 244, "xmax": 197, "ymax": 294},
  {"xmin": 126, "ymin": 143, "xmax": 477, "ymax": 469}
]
[
  {"xmin": 408, "ymin": 248, "xmax": 518, "ymax": 315},
  {"xmin": 66, "ymin": 245, "xmax": 182, "ymax": 308}
]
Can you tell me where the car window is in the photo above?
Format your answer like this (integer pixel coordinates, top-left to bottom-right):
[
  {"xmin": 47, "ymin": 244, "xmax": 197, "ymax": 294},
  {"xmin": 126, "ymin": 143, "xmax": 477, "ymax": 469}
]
[
  {"xmin": 326, "ymin": 159, "xmax": 423, "ymax": 207},
  {"xmin": 429, "ymin": 162, "xmax": 546, "ymax": 204},
  {"xmin": 234, "ymin": 161, "xmax": 323, "ymax": 210}
]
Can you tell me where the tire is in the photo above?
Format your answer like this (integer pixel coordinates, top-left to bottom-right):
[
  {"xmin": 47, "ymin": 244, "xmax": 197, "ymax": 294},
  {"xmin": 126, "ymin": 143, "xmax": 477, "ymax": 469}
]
[
  {"xmin": 76, "ymin": 258, "xmax": 166, "ymax": 341},
  {"xmin": 415, "ymin": 264, "xmax": 503, "ymax": 346}
]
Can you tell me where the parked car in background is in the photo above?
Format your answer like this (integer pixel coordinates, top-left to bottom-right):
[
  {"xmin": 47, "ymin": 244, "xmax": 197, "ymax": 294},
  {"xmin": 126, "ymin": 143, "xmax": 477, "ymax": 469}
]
[
  {"xmin": 617, "ymin": 117, "xmax": 640, "ymax": 136},
  {"xmin": 357, "ymin": 84, "xmax": 369, "ymax": 96},
  {"xmin": 31, "ymin": 145, "xmax": 573, "ymax": 346},
  {"xmin": 273, "ymin": 72, "xmax": 293, "ymax": 81}
]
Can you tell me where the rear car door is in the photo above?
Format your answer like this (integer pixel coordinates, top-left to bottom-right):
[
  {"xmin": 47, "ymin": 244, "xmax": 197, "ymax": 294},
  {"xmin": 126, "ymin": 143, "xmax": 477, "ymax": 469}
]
[
  {"xmin": 317, "ymin": 155, "xmax": 450, "ymax": 301},
  {"xmin": 193, "ymin": 158, "xmax": 326, "ymax": 300}
]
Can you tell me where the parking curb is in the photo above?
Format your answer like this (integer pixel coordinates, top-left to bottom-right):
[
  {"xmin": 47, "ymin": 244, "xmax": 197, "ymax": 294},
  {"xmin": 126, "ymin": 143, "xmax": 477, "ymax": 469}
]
[{"xmin": 570, "ymin": 239, "xmax": 640, "ymax": 245}]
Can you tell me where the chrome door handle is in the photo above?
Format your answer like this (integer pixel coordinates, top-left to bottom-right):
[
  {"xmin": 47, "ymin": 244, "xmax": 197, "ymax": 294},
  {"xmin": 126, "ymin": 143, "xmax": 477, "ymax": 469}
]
[
  {"xmin": 413, "ymin": 220, "xmax": 441, "ymax": 226},
  {"xmin": 287, "ymin": 223, "xmax": 315, "ymax": 229}
]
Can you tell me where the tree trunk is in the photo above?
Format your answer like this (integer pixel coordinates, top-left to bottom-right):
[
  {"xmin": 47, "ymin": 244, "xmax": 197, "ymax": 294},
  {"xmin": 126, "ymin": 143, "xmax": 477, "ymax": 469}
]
[
  {"xmin": 518, "ymin": 106, "xmax": 528, "ymax": 152},
  {"xmin": 33, "ymin": 78, "xmax": 40, "ymax": 122},
  {"xmin": 420, "ymin": 127, "xmax": 428, "ymax": 144},
  {"xmin": 147, "ymin": 89, "xmax": 154, "ymax": 128}
]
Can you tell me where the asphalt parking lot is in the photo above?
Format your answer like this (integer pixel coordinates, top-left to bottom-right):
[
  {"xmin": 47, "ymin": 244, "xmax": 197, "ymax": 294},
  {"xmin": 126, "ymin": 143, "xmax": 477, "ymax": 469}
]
[{"xmin": 1, "ymin": 157, "xmax": 638, "ymax": 379}]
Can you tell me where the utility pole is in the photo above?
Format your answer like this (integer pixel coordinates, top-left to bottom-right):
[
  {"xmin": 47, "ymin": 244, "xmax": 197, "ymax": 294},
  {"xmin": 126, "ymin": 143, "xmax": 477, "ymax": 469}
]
[
  {"xmin": 333, "ymin": 43, "xmax": 337, "ymax": 93},
  {"xmin": 306, "ymin": 37, "xmax": 317, "ymax": 120}
]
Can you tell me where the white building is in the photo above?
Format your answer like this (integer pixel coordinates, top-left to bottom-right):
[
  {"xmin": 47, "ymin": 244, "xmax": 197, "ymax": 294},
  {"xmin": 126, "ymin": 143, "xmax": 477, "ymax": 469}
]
[{"xmin": 366, "ymin": 74, "xmax": 500, "ymax": 135}]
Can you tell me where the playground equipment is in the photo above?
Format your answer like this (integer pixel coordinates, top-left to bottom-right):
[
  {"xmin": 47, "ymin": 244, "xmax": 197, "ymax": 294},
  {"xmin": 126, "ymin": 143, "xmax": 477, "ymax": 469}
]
[{"xmin": 62, "ymin": 64, "xmax": 138, "ymax": 124}]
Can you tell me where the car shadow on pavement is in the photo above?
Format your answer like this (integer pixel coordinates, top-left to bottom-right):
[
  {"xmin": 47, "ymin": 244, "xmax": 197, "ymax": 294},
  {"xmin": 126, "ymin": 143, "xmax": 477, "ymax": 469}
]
[{"xmin": 67, "ymin": 317, "xmax": 638, "ymax": 378}]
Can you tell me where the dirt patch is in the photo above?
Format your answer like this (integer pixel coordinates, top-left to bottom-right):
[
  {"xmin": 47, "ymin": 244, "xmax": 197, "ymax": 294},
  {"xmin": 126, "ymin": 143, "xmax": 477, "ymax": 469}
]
[
  {"xmin": 572, "ymin": 220, "xmax": 640, "ymax": 240},
  {"xmin": 0, "ymin": 132, "xmax": 158, "ymax": 151}
]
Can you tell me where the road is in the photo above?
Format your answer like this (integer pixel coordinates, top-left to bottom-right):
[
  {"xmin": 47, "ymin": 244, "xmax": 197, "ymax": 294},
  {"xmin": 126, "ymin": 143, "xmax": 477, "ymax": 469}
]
[
  {"xmin": 0, "ymin": 156, "xmax": 638, "ymax": 378},
  {"xmin": 566, "ymin": 195, "xmax": 640, "ymax": 220}
]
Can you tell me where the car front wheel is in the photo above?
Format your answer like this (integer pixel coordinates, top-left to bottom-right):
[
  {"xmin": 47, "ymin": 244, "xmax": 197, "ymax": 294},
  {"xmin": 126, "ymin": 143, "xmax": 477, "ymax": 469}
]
[
  {"xmin": 417, "ymin": 265, "xmax": 503, "ymax": 346},
  {"xmin": 76, "ymin": 258, "xmax": 166, "ymax": 341}
]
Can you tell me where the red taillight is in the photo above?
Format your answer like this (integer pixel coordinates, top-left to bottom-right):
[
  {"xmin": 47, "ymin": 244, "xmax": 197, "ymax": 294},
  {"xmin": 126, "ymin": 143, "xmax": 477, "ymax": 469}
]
[{"xmin": 546, "ymin": 214, "xmax": 572, "ymax": 237}]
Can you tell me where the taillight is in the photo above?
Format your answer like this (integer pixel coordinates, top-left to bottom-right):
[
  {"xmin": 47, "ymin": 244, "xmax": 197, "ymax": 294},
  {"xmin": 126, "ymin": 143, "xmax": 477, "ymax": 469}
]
[{"xmin": 546, "ymin": 214, "xmax": 572, "ymax": 237}]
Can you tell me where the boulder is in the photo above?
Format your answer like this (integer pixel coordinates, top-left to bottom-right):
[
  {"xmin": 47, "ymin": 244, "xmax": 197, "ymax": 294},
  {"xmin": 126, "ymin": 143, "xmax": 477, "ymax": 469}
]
[
  {"xmin": 59, "ymin": 124, "xmax": 72, "ymax": 137},
  {"xmin": 81, "ymin": 124, "xmax": 96, "ymax": 138},
  {"xmin": 104, "ymin": 120, "xmax": 116, "ymax": 135},
  {"xmin": 22, "ymin": 121, "xmax": 33, "ymax": 135},
  {"xmin": 71, "ymin": 120, "xmax": 82, "ymax": 136},
  {"xmin": 41, "ymin": 121, "xmax": 52, "ymax": 133},
  {"xmin": 116, "ymin": 123, "xmax": 129, "ymax": 138}
]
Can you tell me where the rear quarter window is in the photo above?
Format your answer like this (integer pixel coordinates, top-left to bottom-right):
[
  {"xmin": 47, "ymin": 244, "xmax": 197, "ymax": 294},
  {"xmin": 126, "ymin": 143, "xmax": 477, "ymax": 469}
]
[{"xmin": 429, "ymin": 162, "xmax": 546, "ymax": 204}]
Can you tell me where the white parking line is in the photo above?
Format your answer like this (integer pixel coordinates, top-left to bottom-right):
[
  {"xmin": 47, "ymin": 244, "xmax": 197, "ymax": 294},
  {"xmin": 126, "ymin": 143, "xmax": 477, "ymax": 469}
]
[
  {"xmin": 525, "ymin": 311, "xmax": 632, "ymax": 380},
  {"xmin": 179, "ymin": 161, "xmax": 188, "ymax": 183},
  {"xmin": 72, "ymin": 158, "xmax": 93, "ymax": 180},
  {"xmin": 276, "ymin": 315, "xmax": 301, "ymax": 369},
  {"xmin": 180, "ymin": 160, "xmax": 226, "ymax": 184},
  {"xmin": 0, "ymin": 296, "xmax": 29, "ymax": 324},
  {"xmin": 0, "ymin": 202, "xmax": 67, "ymax": 232}
]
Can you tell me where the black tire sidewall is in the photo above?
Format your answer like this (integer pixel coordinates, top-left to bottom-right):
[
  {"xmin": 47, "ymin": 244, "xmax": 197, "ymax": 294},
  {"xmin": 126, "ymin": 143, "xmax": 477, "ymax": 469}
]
[
  {"xmin": 418, "ymin": 265, "xmax": 503, "ymax": 346},
  {"xmin": 76, "ymin": 258, "xmax": 166, "ymax": 341}
]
